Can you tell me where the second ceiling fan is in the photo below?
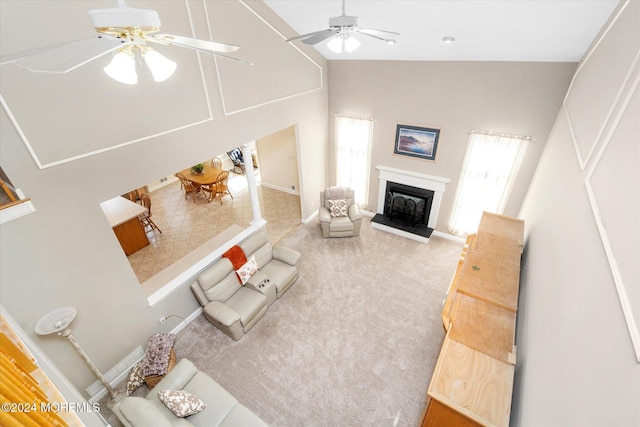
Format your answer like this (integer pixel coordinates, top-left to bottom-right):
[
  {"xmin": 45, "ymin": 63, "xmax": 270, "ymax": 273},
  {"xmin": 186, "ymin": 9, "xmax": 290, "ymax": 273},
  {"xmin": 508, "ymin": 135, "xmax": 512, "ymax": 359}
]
[{"xmin": 286, "ymin": 0, "xmax": 399, "ymax": 53}]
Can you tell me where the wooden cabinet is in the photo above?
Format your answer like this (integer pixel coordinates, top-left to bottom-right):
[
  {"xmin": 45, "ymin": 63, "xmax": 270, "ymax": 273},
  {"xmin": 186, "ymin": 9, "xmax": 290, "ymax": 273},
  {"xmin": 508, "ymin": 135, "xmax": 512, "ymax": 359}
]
[
  {"xmin": 421, "ymin": 212, "xmax": 524, "ymax": 427},
  {"xmin": 100, "ymin": 196, "xmax": 150, "ymax": 256}
]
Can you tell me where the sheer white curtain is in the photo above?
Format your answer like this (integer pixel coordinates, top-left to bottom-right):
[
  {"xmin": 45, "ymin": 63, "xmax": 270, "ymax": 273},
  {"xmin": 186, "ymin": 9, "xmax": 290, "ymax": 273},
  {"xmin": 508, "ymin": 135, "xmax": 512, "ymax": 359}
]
[
  {"xmin": 335, "ymin": 115, "xmax": 374, "ymax": 207},
  {"xmin": 448, "ymin": 131, "xmax": 530, "ymax": 236}
]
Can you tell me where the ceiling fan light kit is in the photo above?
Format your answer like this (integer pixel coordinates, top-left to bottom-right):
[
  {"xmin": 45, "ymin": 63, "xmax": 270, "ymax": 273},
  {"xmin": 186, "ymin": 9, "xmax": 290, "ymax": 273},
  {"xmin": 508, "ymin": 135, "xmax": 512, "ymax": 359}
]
[
  {"xmin": 327, "ymin": 32, "xmax": 361, "ymax": 54},
  {"xmin": 286, "ymin": 0, "xmax": 399, "ymax": 54},
  {"xmin": 103, "ymin": 45, "xmax": 176, "ymax": 85},
  {"xmin": 6, "ymin": 0, "xmax": 248, "ymax": 85}
]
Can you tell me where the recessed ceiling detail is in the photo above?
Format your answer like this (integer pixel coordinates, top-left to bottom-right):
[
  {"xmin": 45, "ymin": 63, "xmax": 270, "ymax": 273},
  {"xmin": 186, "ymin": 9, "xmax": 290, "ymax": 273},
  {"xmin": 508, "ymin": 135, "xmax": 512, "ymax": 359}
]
[
  {"xmin": 0, "ymin": 0, "xmax": 212, "ymax": 169},
  {"xmin": 564, "ymin": 1, "xmax": 640, "ymax": 170},
  {"xmin": 210, "ymin": 0, "xmax": 322, "ymax": 115}
]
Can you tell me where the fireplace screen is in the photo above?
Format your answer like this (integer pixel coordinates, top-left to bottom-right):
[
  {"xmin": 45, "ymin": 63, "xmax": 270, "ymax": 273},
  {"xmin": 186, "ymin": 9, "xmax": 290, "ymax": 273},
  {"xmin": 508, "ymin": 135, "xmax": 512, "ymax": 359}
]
[
  {"xmin": 387, "ymin": 192, "xmax": 426, "ymax": 226},
  {"xmin": 381, "ymin": 181, "xmax": 434, "ymax": 230}
]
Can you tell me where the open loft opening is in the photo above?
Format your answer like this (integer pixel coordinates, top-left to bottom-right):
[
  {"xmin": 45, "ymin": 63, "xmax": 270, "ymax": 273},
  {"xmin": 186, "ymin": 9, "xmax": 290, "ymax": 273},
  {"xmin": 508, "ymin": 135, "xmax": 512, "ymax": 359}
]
[{"xmin": 98, "ymin": 125, "xmax": 302, "ymax": 304}]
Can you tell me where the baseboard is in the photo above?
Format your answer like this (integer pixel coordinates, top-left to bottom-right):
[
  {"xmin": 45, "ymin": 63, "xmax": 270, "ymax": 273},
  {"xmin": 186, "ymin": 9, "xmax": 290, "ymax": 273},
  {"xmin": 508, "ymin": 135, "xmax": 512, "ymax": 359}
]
[
  {"xmin": 87, "ymin": 308, "xmax": 203, "ymax": 404},
  {"xmin": 432, "ymin": 230, "xmax": 466, "ymax": 243},
  {"xmin": 301, "ymin": 209, "xmax": 318, "ymax": 224},
  {"xmin": 148, "ymin": 176, "xmax": 178, "ymax": 192},
  {"xmin": 87, "ymin": 346, "xmax": 145, "ymax": 404},
  {"xmin": 165, "ymin": 308, "xmax": 203, "ymax": 335},
  {"xmin": 260, "ymin": 182, "xmax": 300, "ymax": 196}
]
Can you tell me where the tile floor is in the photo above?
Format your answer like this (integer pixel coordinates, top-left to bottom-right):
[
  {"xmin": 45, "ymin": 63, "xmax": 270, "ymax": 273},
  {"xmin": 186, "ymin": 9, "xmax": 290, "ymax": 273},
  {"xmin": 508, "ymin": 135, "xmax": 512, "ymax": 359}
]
[{"xmin": 128, "ymin": 172, "xmax": 302, "ymax": 283}]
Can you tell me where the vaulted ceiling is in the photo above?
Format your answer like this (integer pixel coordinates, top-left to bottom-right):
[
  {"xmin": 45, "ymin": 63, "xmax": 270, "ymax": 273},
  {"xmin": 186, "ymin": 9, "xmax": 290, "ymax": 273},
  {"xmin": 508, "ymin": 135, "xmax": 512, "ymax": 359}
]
[{"xmin": 264, "ymin": 0, "xmax": 619, "ymax": 62}]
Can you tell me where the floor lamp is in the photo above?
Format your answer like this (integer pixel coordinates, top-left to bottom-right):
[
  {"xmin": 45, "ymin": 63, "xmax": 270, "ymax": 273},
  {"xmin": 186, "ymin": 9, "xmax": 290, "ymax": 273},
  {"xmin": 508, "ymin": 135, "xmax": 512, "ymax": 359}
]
[{"xmin": 35, "ymin": 307, "xmax": 124, "ymax": 408}]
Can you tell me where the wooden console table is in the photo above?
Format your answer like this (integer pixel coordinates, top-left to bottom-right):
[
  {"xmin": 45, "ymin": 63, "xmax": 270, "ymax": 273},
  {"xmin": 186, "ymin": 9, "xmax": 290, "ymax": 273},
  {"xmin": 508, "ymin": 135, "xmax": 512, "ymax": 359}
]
[
  {"xmin": 420, "ymin": 212, "xmax": 524, "ymax": 427},
  {"xmin": 100, "ymin": 196, "xmax": 149, "ymax": 256}
]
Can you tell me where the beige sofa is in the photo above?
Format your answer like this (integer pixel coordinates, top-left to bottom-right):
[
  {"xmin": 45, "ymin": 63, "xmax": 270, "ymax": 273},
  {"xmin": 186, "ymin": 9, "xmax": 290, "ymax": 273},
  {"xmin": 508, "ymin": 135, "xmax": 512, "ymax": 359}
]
[
  {"xmin": 190, "ymin": 230, "xmax": 301, "ymax": 340},
  {"xmin": 113, "ymin": 358, "xmax": 268, "ymax": 427}
]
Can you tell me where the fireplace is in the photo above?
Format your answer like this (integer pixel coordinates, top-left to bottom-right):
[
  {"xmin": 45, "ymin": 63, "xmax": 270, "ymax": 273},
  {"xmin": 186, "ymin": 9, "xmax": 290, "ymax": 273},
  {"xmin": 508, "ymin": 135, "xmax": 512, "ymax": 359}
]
[
  {"xmin": 384, "ymin": 182, "xmax": 434, "ymax": 228},
  {"xmin": 371, "ymin": 166, "xmax": 450, "ymax": 243}
]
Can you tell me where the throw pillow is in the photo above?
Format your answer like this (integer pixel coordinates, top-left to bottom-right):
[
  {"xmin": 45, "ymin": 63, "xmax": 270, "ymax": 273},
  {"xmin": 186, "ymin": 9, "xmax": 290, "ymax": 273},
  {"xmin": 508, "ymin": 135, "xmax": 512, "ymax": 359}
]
[
  {"xmin": 327, "ymin": 199, "xmax": 348, "ymax": 217},
  {"xmin": 126, "ymin": 360, "xmax": 145, "ymax": 396},
  {"xmin": 236, "ymin": 255, "xmax": 259, "ymax": 285},
  {"xmin": 158, "ymin": 390, "xmax": 206, "ymax": 418}
]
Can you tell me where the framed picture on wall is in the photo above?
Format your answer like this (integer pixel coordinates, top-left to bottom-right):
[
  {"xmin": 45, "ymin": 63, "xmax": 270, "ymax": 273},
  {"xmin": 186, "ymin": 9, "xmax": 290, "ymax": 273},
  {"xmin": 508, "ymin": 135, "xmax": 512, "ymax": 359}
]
[{"xmin": 393, "ymin": 124, "xmax": 440, "ymax": 161}]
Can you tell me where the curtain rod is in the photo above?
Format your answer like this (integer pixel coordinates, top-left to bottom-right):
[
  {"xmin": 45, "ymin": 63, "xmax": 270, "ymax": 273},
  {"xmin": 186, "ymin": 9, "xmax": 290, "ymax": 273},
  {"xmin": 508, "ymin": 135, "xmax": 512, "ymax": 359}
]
[
  {"xmin": 467, "ymin": 129, "xmax": 534, "ymax": 142},
  {"xmin": 334, "ymin": 113, "xmax": 376, "ymax": 122}
]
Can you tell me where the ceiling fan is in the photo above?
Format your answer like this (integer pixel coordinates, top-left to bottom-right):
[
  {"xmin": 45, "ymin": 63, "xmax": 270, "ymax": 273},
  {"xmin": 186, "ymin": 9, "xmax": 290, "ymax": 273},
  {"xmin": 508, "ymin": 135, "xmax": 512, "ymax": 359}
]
[
  {"xmin": 286, "ymin": 0, "xmax": 399, "ymax": 53},
  {"xmin": 2, "ymin": 0, "xmax": 250, "ymax": 84}
]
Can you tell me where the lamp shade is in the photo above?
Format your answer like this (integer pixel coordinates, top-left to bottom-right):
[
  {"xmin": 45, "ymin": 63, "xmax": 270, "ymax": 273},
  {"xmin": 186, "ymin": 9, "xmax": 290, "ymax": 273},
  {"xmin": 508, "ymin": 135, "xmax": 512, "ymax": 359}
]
[
  {"xmin": 343, "ymin": 35, "xmax": 360, "ymax": 53},
  {"xmin": 143, "ymin": 49, "xmax": 176, "ymax": 82},
  {"xmin": 104, "ymin": 50, "xmax": 137, "ymax": 85},
  {"xmin": 35, "ymin": 307, "xmax": 77, "ymax": 335},
  {"xmin": 327, "ymin": 33, "xmax": 360, "ymax": 54}
]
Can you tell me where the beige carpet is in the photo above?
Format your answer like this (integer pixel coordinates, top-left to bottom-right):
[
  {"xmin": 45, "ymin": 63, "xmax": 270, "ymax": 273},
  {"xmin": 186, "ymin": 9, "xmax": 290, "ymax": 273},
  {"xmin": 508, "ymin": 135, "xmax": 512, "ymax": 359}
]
[{"xmin": 102, "ymin": 217, "xmax": 463, "ymax": 426}]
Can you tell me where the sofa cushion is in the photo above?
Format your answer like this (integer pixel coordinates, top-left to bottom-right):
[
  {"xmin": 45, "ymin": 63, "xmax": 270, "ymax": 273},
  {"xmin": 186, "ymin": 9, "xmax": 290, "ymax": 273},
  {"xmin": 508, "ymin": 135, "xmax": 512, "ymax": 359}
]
[
  {"xmin": 272, "ymin": 246, "xmax": 301, "ymax": 267},
  {"xmin": 182, "ymin": 371, "xmax": 240, "ymax": 427},
  {"xmin": 118, "ymin": 397, "xmax": 177, "ymax": 427},
  {"xmin": 225, "ymin": 287, "xmax": 267, "ymax": 327},
  {"xmin": 198, "ymin": 258, "xmax": 242, "ymax": 302},
  {"xmin": 261, "ymin": 259, "xmax": 299, "ymax": 296},
  {"xmin": 220, "ymin": 404, "xmax": 270, "ymax": 427},
  {"xmin": 329, "ymin": 215, "xmax": 355, "ymax": 232},
  {"xmin": 238, "ymin": 230, "xmax": 270, "ymax": 256}
]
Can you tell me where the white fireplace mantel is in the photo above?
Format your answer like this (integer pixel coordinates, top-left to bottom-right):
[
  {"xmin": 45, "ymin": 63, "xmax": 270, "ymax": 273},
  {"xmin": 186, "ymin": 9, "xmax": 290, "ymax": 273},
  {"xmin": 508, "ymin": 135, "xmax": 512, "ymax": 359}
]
[{"xmin": 373, "ymin": 165, "xmax": 450, "ymax": 243}]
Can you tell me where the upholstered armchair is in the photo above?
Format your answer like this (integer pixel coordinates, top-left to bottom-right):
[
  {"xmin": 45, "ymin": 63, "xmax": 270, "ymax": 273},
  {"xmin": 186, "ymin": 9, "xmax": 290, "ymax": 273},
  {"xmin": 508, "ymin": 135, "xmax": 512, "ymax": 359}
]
[{"xmin": 319, "ymin": 186, "xmax": 363, "ymax": 238}]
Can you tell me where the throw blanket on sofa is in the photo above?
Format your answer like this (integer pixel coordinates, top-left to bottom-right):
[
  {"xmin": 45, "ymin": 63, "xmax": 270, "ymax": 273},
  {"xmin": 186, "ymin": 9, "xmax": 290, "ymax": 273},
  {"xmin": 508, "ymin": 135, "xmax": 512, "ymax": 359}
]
[{"xmin": 223, "ymin": 245, "xmax": 248, "ymax": 283}]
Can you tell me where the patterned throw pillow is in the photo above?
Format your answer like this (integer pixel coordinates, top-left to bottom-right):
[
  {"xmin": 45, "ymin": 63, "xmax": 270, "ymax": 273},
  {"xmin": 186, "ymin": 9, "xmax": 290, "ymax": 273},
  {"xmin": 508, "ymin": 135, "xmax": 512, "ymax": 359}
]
[
  {"xmin": 126, "ymin": 361, "xmax": 145, "ymax": 396},
  {"xmin": 236, "ymin": 255, "xmax": 259, "ymax": 285},
  {"xmin": 327, "ymin": 199, "xmax": 348, "ymax": 217},
  {"xmin": 158, "ymin": 390, "xmax": 206, "ymax": 417}
]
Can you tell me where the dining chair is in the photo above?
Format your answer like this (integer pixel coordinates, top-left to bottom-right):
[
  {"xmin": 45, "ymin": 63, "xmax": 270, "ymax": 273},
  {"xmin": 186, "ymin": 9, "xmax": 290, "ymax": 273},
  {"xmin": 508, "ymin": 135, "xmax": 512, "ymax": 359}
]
[
  {"xmin": 210, "ymin": 170, "xmax": 233, "ymax": 205},
  {"xmin": 122, "ymin": 190, "xmax": 137, "ymax": 203},
  {"xmin": 139, "ymin": 193, "xmax": 162, "ymax": 234},
  {"xmin": 211, "ymin": 157, "xmax": 223, "ymax": 170},
  {"xmin": 175, "ymin": 173, "xmax": 204, "ymax": 203}
]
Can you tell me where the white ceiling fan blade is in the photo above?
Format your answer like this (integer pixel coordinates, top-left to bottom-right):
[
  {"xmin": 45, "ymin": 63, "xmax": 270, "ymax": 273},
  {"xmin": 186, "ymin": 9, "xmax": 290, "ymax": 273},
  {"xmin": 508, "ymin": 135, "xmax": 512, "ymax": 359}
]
[
  {"xmin": 208, "ymin": 52, "xmax": 254, "ymax": 66},
  {"xmin": 148, "ymin": 34, "xmax": 239, "ymax": 54},
  {"xmin": 301, "ymin": 29, "xmax": 339, "ymax": 45},
  {"xmin": 286, "ymin": 29, "xmax": 335, "ymax": 43},
  {"xmin": 13, "ymin": 36, "xmax": 125, "ymax": 74},
  {"xmin": 357, "ymin": 28, "xmax": 400, "ymax": 38}
]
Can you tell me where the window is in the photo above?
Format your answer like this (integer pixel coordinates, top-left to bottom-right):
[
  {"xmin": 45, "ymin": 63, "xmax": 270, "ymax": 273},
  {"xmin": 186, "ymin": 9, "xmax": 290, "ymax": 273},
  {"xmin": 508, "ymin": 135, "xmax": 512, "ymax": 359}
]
[
  {"xmin": 448, "ymin": 131, "xmax": 530, "ymax": 236},
  {"xmin": 335, "ymin": 115, "xmax": 374, "ymax": 207}
]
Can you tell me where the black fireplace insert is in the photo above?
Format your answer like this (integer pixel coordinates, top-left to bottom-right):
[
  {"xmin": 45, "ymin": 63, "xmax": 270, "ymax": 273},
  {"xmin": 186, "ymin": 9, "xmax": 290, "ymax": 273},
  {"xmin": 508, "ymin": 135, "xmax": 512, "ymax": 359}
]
[{"xmin": 372, "ymin": 181, "xmax": 435, "ymax": 239}]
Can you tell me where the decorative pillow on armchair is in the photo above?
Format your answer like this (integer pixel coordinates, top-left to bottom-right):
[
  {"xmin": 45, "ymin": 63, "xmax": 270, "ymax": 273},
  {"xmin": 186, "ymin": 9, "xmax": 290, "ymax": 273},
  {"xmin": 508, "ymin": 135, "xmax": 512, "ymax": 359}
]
[{"xmin": 327, "ymin": 199, "xmax": 348, "ymax": 217}]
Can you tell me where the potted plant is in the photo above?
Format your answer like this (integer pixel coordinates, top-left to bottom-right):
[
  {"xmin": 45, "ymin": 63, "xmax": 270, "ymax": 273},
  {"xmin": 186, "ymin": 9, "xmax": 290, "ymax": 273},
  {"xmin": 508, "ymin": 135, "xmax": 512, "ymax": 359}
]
[{"xmin": 191, "ymin": 163, "xmax": 204, "ymax": 174}]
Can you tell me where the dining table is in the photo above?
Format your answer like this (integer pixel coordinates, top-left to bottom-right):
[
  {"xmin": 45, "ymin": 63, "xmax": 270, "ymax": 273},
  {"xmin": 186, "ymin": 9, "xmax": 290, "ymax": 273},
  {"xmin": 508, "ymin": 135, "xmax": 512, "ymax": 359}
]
[{"xmin": 178, "ymin": 164, "xmax": 224, "ymax": 203}]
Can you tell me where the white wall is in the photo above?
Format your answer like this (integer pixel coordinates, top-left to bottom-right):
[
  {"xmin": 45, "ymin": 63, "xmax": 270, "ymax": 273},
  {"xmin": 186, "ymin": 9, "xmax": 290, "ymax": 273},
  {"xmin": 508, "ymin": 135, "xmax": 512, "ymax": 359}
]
[
  {"xmin": 513, "ymin": 1, "xmax": 640, "ymax": 425},
  {"xmin": 328, "ymin": 60, "xmax": 576, "ymax": 231},
  {"xmin": 0, "ymin": 0, "xmax": 327, "ymax": 396},
  {"xmin": 257, "ymin": 126, "xmax": 300, "ymax": 193}
]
